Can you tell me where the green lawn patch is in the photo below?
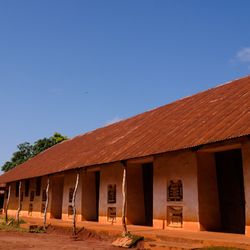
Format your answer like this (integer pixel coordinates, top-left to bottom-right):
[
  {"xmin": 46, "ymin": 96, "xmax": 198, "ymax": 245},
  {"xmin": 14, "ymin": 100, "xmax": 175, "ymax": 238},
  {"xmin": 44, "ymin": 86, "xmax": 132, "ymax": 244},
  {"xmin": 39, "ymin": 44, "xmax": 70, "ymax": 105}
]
[{"xmin": 0, "ymin": 217, "xmax": 28, "ymax": 233}]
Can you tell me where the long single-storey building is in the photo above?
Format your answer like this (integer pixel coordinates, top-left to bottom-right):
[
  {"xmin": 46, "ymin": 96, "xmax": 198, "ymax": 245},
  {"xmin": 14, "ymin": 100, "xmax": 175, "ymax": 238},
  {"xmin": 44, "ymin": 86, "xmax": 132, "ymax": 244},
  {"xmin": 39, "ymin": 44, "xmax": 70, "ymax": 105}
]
[{"xmin": 1, "ymin": 75, "xmax": 250, "ymax": 235}]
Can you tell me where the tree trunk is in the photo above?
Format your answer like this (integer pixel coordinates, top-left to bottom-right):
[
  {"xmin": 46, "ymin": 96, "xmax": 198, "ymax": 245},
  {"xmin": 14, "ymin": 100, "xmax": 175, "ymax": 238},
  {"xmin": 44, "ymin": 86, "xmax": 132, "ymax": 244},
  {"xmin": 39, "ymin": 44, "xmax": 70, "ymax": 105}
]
[
  {"xmin": 43, "ymin": 176, "xmax": 50, "ymax": 230},
  {"xmin": 5, "ymin": 185, "xmax": 11, "ymax": 223},
  {"xmin": 121, "ymin": 161, "xmax": 128, "ymax": 234},
  {"xmin": 72, "ymin": 171, "xmax": 80, "ymax": 236},
  {"xmin": 16, "ymin": 181, "xmax": 22, "ymax": 224}
]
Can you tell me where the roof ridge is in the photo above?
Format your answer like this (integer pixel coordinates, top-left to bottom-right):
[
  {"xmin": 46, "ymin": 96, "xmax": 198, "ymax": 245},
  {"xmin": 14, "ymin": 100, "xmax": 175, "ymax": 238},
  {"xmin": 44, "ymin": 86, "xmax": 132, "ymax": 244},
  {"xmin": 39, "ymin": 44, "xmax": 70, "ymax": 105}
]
[{"xmin": 73, "ymin": 75, "xmax": 250, "ymax": 137}]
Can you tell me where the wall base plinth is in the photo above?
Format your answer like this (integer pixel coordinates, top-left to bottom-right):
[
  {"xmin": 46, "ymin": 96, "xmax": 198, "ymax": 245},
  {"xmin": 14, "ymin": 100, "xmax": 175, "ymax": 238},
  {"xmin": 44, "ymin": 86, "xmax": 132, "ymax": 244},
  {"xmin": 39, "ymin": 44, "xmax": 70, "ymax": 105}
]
[
  {"xmin": 153, "ymin": 219, "xmax": 199, "ymax": 231},
  {"xmin": 98, "ymin": 216, "xmax": 122, "ymax": 225},
  {"xmin": 61, "ymin": 213, "xmax": 82, "ymax": 222},
  {"xmin": 245, "ymin": 226, "xmax": 250, "ymax": 236}
]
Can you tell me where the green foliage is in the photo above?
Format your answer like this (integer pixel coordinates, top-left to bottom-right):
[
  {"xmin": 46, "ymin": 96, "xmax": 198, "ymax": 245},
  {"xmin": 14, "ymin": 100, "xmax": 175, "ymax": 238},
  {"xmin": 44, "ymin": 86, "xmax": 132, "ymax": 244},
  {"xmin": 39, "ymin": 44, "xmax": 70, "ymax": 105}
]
[
  {"xmin": 0, "ymin": 217, "xmax": 28, "ymax": 233},
  {"xmin": 32, "ymin": 137, "xmax": 54, "ymax": 156},
  {"xmin": 29, "ymin": 225, "xmax": 46, "ymax": 233},
  {"xmin": 1, "ymin": 133, "xmax": 68, "ymax": 172},
  {"xmin": 51, "ymin": 132, "xmax": 68, "ymax": 143},
  {"xmin": 1, "ymin": 142, "xmax": 33, "ymax": 172},
  {"xmin": 120, "ymin": 232, "xmax": 144, "ymax": 247}
]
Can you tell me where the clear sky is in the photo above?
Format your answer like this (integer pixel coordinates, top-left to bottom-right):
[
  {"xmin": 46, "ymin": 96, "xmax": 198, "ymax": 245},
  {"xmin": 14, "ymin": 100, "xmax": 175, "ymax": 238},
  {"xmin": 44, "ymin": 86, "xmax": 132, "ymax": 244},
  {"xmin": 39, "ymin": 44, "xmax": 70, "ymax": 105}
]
[{"xmin": 0, "ymin": 0, "xmax": 250, "ymax": 172}]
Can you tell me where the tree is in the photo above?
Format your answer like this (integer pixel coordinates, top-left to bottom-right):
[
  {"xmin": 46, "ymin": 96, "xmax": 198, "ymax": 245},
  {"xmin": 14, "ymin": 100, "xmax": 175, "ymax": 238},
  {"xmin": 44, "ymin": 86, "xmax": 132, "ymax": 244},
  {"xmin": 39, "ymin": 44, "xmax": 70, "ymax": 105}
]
[
  {"xmin": 51, "ymin": 132, "xmax": 67, "ymax": 144},
  {"xmin": 1, "ymin": 161, "xmax": 14, "ymax": 173},
  {"xmin": 32, "ymin": 138, "xmax": 54, "ymax": 156},
  {"xmin": 1, "ymin": 133, "xmax": 68, "ymax": 172},
  {"xmin": 1, "ymin": 142, "xmax": 33, "ymax": 172}
]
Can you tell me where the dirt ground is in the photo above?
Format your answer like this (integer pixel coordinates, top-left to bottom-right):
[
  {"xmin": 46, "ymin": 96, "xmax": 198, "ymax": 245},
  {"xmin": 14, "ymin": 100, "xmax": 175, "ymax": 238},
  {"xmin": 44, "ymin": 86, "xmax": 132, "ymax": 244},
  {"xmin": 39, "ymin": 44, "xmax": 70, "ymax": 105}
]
[
  {"xmin": 0, "ymin": 227, "xmax": 123, "ymax": 250},
  {"xmin": 2, "ymin": 216, "xmax": 250, "ymax": 250}
]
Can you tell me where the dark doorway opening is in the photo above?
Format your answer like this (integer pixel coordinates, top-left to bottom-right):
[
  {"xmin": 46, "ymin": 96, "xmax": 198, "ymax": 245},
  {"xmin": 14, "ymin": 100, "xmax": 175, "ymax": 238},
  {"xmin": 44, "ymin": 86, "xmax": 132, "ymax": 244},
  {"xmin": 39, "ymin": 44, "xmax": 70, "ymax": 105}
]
[
  {"xmin": 95, "ymin": 171, "xmax": 100, "ymax": 221},
  {"xmin": 215, "ymin": 149, "xmax": 245, "ymax": 234},
  {"xmin": 50, "ymin": 176, "xmax": 64, "ymax": 219},
  {"xmin": 142, "ymin": 163, "xmax": 153, "ymax": 226},
  {"xmin": 82, "ymin": 171, "xmax": 100, "ymax": 221},
  {"xmin": 0, "ymin": 193, "xmax": 4, "ymax": 211}
]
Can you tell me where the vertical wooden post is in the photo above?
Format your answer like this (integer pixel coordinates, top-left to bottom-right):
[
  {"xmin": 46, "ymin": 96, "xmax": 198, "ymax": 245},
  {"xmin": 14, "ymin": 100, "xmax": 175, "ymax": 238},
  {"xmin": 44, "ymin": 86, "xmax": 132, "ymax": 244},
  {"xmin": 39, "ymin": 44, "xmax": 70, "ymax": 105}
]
[
  {"xmin": 121, "ymin": 161, "xmax": 128, "ymax": 234},
  {"xmin": 16, "ymin": 181, "xmax": 22, "ymax": 224},
  {"xmin": 5, "ymin": 185, "xmax": 11, "ymax": 223},
  {"xmin": 43, "ymin": 176, "xmax": 50, "ymax": 230},
  {"xmin": 72, "ymin": 171, "xmax": 80, "ymax": 236}
]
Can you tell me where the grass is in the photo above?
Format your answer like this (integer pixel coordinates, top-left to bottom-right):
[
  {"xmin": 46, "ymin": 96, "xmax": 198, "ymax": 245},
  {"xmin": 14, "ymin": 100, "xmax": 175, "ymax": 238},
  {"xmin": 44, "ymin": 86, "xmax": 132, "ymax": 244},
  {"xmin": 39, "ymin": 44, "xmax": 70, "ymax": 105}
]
[
  {"xmin": 0, "ymin": 217, "xmax": 28, "ymax": 233},
  {"xmin": 29, "ymin": 225, "xmax": 46, "ymax": 233},
  {"xmin": 121, "ymin": 231, "xmax": 144, "ymax": 247},
  {"xmin": 0, "ymin": 217, "xmax": 46, "ymax": 233}
]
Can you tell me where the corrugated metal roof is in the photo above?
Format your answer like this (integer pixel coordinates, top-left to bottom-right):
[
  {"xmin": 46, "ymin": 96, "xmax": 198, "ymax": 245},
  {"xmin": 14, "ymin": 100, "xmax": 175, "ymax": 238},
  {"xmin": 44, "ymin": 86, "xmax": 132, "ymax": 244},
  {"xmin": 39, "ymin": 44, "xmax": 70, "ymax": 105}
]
[{"xmin": 1, "ymin": 75, "xmax": 250, "ymax": 183}]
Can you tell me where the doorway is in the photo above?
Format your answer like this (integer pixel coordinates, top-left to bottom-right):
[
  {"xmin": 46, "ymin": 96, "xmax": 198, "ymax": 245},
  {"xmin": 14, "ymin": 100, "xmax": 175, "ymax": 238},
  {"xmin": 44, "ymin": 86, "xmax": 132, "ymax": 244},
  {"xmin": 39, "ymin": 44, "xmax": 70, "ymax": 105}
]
[
  {"xmin": 142, "ymin": 163, "xmax": 153, "ymax": 226},
  {"xmin": 0, "ymin": 192, "xmax": 4, "ymax": 211},
  {"xmin": 50, "ymin": 176, "xmax": 64, "ymax": 219},
  {"xmin": 127, "ymin": 162, "xmax": 153, "ymax": 226},
  {"xmin": 215, "ymin": 149, "xmax": 245, "ymax": 234},
  {"xmin": 82, "ymin": 171, "xmax": 100, "ymax": 221},
  {"xmin": 95, "ymin": 171, "xmax": 100, "ymax": 221}
]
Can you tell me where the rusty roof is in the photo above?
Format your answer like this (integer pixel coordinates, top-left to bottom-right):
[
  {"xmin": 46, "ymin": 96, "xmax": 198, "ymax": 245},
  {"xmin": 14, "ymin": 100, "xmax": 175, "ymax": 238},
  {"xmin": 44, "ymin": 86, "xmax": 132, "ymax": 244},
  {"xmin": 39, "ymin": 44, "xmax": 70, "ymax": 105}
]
[{"xmin": 1, "ymin": 75, "xmax": 250, "ymax": 183}]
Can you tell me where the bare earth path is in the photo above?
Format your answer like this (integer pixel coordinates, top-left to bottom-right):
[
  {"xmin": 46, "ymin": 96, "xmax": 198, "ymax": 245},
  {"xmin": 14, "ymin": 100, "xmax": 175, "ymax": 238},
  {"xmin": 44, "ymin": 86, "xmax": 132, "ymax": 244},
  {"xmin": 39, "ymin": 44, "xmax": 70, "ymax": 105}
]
[
  {"xmin": 2, "ymin": 216, "xmax": 250, "ymax": 249},
  {"xmin": 0, "ymin": 231, "xmax": 118, "ymax": 250}
]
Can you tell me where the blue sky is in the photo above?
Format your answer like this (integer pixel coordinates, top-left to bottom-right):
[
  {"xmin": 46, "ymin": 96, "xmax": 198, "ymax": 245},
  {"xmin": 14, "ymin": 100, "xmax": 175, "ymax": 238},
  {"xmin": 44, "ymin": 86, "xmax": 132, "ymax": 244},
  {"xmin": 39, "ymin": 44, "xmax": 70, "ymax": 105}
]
[{"xmin": 0, "ymin": 0, "xmax": 250, "ymax": 172}]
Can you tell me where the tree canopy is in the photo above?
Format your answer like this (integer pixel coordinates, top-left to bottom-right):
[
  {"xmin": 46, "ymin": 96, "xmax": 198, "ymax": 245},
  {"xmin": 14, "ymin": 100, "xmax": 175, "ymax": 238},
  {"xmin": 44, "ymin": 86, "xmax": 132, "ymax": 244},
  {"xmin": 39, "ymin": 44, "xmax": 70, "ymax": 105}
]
[{"xmin": 1, "ymin": 133, "xmax": 68, "ymax": 172}]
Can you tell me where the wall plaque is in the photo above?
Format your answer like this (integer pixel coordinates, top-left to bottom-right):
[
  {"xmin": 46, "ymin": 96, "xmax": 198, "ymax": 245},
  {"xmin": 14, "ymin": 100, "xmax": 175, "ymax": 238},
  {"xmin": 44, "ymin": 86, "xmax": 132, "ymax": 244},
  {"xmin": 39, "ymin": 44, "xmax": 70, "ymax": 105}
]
[
  {"xmin": 30, "ymin": 190, "xmax": 35, "ymax": 202},
  {"xmin": 41, "ymin": 203, "xmax": 45, "ymax": 214},
  {"xmin": 69, "ymin": 188, "xmax": 74, "ymax": 203},
  {"xmin": 36, "ymin": 177, "xmax": 41, "ymax": 196},
  {"xmin": 16, "ymin": 182, "xmax": 19, "ymax": 197},
  {"xmin": 107, "ymin": 207, "xmax": 116, "ymax": 223},
  {"xmin": 5, "ymin": 187, "xmax": 9, "ymax": 198},
  {"xmin": 68, "ymin": 205, "xmax": 73, "ymax": 216},
  {"xmin": 107, "ymin": 184, "xmax": 116, "ymax": 204},
  {"xmin": 167, "ymin": 180, "xmax": 183, "ymax": 202},
  {"xmin": 42, "ymin": 190, "xmax": 46, "ymax": 202},
  {"xmin": 28, "ymin": 203, "xmax": 33, "ymax": 215},
  {"xmin": 167, "ymin": 206, "xmax": 183, "ymax": 228}
]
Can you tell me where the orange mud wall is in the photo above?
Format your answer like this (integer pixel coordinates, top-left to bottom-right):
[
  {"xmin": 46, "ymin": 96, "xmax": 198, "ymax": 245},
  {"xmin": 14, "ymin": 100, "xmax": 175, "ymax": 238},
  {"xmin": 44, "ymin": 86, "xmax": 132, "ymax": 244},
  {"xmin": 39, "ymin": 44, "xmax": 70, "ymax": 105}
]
[
  {"xmin": 98, "ymin": 162, "xmax": 123, "ymax": 225},
  {"xmin": 153, "ymin": 150, "xmax": 200, "ymax": 231},
  {"xmin": 4, "ymin": 138, "xmax": 250, "ymax": 235},
  {"xmin": 4, "ymin": 181, "xmax": 18, "ymax": 217},
  {"xmin": 61, "ymin": 172, "xmax": 82, "ymax": 221},
  {"xmin": 4, "ymin": 176, "xmax": 53, "ymax": 219}
]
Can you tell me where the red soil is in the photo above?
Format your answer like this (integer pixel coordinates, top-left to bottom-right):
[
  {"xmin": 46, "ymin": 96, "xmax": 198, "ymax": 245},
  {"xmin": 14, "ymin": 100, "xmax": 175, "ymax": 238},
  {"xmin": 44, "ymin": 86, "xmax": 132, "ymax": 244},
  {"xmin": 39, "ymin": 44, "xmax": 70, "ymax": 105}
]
[{"xmin": 0, "ymin": 227, "xmax": 119, "ymax": 250}]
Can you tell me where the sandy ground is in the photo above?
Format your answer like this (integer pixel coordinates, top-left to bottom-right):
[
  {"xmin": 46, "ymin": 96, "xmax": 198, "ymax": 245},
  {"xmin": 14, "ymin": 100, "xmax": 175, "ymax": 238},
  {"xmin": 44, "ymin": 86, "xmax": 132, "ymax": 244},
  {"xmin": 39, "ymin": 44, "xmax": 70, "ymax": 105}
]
[
  {"xmin": 2, "ymin": 216, "xmax": 250, "ymax": 250},
  {"xmin": 0, "ymin": 230, "xmax": 121, "ymax": 250}
]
